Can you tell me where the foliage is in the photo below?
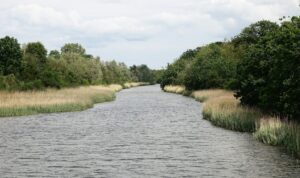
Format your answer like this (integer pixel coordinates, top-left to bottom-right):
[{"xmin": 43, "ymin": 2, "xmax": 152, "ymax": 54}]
[
  {"xmin": 0, "ymin": 36, "xmax": 22, "ymax": 75},
  {"xmin": 232, "ymin": 20, "xmax": 279, "ymax": 46},
  {"xmin": 24, "ymin": 42, "xmax": 48, "ymax": 63},
  {"xmin": 49, "ymin": 50, "xmax": 60, "ymax": 59},
  {"xmin": 160, "ymin": 16, "xmax": 299, "ymax": 120},
  {"xmin": 160, "ymin": 48, "xmax": 198, "ymax": 88},
  {"xmin": 0, "ymin": 37, "xmax": 148, "ymax": 90},
  {"xmin": 152, "ymin": 69, "xmax": 164, "ymax": 83},
  {"xmin": 235, "ymin": 16, "xmax": 300, "ymax": 120},
  {"xmin": 183, "ymin": 42, "xmax": 238, "ymax": 90},
  {"xmin": 61, "ymin": 43, "xmax": 86, "ymax": 55},
  {"xmin": 130, "ymin": 64, "xmax": 155, "ymax": 84}
]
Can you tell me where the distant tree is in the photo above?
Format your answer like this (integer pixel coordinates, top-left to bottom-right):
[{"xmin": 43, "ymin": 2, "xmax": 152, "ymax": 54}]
[
  {"xmin": 152, "ymin": 69, "xmax": 164, "ymax": 84},
  {"xmin": 130, "ymin": 64, "xmax": 155, "ymax": 83},
  {"xmin": 49, "ymin": 50, "xmax": 60, "ymax": 59},
  {"xmin": 0, "ymin": 36, "xmax": 22, "ymax": 75},
  {"xmin": 24, "ymin": 42, "xmax": 48, "ymax": 63},
  {"xmin": 21, "ymin": 42, "xmax": 48, "ymax": 81},
  {"xmin": 159, "ymin": 64, "xmax": 178, "ymax": 88},
  {"xmin": 183, "ymin": 43, "xmax": 237, "ymax": 90},
  {"xmin": 61, "ymin": 43, "xmax": 86, "ymax": 55}
]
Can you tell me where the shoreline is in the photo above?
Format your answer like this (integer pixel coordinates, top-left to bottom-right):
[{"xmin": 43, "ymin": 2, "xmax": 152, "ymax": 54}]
[
  {"xmin": 0, "ymin": 82, "xmax": 148, "ymax": 117},
  {"xmin": 163, "ymin": 85, "xmax": 300, "ymax": 159}
]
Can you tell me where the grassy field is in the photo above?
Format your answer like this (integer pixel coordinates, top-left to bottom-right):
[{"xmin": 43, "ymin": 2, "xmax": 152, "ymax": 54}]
[
  {"xmin": 164, "ymin": 85, "xmax": 300, "ymax": 158},
  {"xmin": 0, "ymin": 82, "xmax": 145, "ymax": 117}
]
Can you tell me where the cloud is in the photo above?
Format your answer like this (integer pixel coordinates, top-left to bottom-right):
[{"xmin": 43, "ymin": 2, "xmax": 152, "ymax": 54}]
[{"xmin": 0, "ymin": 0, "xmax": 299, "ymax": 68}]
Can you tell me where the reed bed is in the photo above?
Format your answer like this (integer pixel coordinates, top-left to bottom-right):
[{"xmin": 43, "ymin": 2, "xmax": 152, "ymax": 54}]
[
  {"xmin": 202, "ymin": 94, "xmax": 261, "ymax": 132},
  {"xmin": 164, "ymin": 85, "xmax": 186, "ymax": 94},
  {"xmin": 0, "ymin": 85, "xmax": 121, "ymax": 117},
  {"xmin": 164, "ymin": 85, "xmax": 300, "ymax": 158},
  {"xmin": 164, "ymin": 85, "xmax": 261, "ymax": 132},
  {"xmin": 255, "ymin": 118, "xmax": 300, "ymax": 158},
  {"xmin": 123, "ymin": 82, "xmax": 149, "ymax": 89}
]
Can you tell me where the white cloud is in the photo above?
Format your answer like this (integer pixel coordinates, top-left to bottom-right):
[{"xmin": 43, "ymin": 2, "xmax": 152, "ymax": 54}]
[{"xmin": 0, "ymin": 0, "xmax": 299, "ymax": 68}]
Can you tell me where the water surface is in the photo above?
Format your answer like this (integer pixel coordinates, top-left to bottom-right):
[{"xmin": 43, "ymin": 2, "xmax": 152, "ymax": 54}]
[{"xmin": 0, "ymin": 85, "xmax": 299, "ymax": 177}]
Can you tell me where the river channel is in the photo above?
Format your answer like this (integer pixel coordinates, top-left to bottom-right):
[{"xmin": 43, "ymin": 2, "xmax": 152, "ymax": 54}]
[{"xmin": 0, "ymin": 85, "xmax": 299, "ymax": 177}]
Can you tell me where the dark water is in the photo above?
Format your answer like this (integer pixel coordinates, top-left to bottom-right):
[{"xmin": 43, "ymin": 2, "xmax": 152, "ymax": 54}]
[{"xmin": 0, "ymin": 85, "xmax": 299, "ymax": 177}]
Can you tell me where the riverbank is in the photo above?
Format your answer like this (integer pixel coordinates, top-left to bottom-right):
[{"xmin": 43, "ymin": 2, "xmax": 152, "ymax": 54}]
[
  {"xmin": 0, "ymin": 82, "xmax": 147, "ymax": 117},
  {"xmin": 163, "ymin": 85, "xmax": 300, "ymax": 158}
]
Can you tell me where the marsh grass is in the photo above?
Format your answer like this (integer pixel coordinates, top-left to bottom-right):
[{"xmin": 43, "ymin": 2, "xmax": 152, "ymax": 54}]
[
  {"xmin": 164, "ymin": 85, "xmax": 261, "ymax": 132},
  {"xmin": 164, "ymin": 85, "xmax": 186, "ymax": 94},
  {"xmin": 164, "ymin": 84, "xmax": 300, "ymax": 158},
  {"xmin": 255, "ymin": 118, "xmax": 300, "ymax": 158},
  {"xmin": 0, "ymin": 85, "xmax": 122, "ymax": 117},
  {"xmin": 196, "ymin": 90, "xmax": 261, "ymax": 132},
  {"xmin": 123, "ymin": 82, "xmax": 149, "ymax": 89}
]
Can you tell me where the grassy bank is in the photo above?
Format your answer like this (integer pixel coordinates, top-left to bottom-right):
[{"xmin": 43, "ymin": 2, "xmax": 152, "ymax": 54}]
[
  {"xmin": 164, "ymin": 85, "xmax": 300, "ymax": 158},
  {"xmin": 0, "ymin": 82, "xmax": 145, "ymax": 117}
]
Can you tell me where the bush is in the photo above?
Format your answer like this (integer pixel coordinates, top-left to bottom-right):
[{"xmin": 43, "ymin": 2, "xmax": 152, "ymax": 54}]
[
  {"xmin": 0, "ymin": 74, "xmax": 20, "ymax": 90},
  {"xmin": 235, "ymin": 16, "xmax": 300, "ymax": 120},
  {"xmin": 183, "ymin": 43, "xmax": 237, "ymax": 90},
  {"xmin": 20, "ymin": 80, "xmax": 44, "ymax": 90}
]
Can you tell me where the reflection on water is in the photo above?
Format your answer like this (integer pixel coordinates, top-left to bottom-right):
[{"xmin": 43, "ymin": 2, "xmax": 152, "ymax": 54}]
[{"xmin": 0, "ymin": 85, "xmax": 299, "ymax": 177}]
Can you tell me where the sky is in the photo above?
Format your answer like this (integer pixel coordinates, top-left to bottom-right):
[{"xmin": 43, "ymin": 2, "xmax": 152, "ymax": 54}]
[{"xmin": 0, "ymin": 0, "xmax": 299, "ymax": 69}]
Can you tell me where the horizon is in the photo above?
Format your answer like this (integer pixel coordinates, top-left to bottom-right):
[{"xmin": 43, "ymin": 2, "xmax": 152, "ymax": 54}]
[{"xmin": 0, "ymin": 0, "xmax": 299, "ymax": 69}]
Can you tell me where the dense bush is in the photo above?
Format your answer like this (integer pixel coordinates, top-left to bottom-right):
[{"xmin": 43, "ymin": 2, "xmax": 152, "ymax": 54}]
[
  {"xmin": 235, "ymin": 16, "xmax": 300, "ymax": 120},
  {"xmin": 183, "ymin": 43, "xmax": 238, "ymax": 90},
  {"xmin": 160, "ymin": 48, "xmax": 198, "ymax": 88}
]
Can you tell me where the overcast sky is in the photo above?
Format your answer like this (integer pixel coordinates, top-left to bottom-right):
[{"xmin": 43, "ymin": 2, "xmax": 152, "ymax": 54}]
[{"xmin": 0, "ymin": 0, "xmax": 299, "ymax": 69}]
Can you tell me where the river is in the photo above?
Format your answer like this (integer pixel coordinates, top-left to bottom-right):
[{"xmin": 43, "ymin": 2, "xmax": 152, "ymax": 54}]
[{"xmin": 0, "ymin": 85, "xmax": 299, "ymax": 177}]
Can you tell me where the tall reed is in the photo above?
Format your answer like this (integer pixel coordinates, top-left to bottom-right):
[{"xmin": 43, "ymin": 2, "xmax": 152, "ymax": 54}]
[
  {"xmin": 164, "ymin": 85, "xmax": 300, "ymax": 158},
  {"xmin": 0, "ymin": 85, "xmax": 120, "ymax": 117},
  {"xmin": 255, "ymin": 118, "xmax": 300, "ymax": 158},
  {"xmin": 164, "ymin": 85, "xmax": 261, "ymax": 132}
]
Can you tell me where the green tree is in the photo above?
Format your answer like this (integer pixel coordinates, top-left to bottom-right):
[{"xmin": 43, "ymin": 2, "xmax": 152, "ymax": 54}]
[
  {"xmin": 0, "ymin": 36, "xmax": 22, "ymax": 75},
  {"xmin": 61, "ymin": 43, "xmax": 86, "ymax": 55},
  {"xmin": 235, "ymin": 16, "xmax": 300, "ymax": 120},
  {"xmin": 232, "ymin": 20, "xmax": 279, "ymax": 46},
  {"xmin": 130, "ymin": 64, "xmax": 155, "ymax": 83},
  {"xmin": 24, "ymin": 42, "xmax": 47, "ymax": 63},
  {"xmin": 49, "ymin": 50, "xmax": 60, "ymax": 59}
]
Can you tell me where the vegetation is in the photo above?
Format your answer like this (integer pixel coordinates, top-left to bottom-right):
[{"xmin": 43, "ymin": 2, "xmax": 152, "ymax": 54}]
[
  {"xmin": 164, "ymin": 85, "xmax": 299, "ymax": 157},
  {"xmin": 0, "ymin": 36, "xmax": 155, "ymax": 116},
  {"xmin": 0, "ymin": 85, "xmax": 116, "ymax": 117},
  {"xmin": 159, "ymin": 16, "xmax": 299, "ymax": 121},
  {"xmin": 159, "ymin": 16, "xmax": 300, "ymax": 158},
  {"xmin": 0, "ymin": 82, "xmax": 146, "ymax": 117},
  {"xmin": 235, "ymin": 17, "xmax": 300, "ymax": 120},
  {"xmin": 130, "ymin": 64, "xmax": 156, "ymax": 84},
  {"xmin": 164, "ymin": 86, "xmax": 261, "ymax": 132},
  {"xmin": 255, "ymin": 118, "xmax": 300, "ymax": 158},
  {"xmin": 0, "ymin": 37, "xmax": 156, "ymax": 91}
]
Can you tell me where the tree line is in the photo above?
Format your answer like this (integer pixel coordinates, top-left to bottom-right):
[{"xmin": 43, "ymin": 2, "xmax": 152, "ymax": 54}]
[
  {"xmin": 159, "ymin": 16, "xmax": 300, "ymax": 120},
  {"xmin": 0, "ymin": 37, "xmax": 157, "ymax": 90}
]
